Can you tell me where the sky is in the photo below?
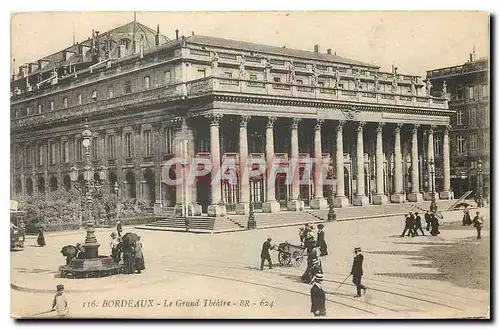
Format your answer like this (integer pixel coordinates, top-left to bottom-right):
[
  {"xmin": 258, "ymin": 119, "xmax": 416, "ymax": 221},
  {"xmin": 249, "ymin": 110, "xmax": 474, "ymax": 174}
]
[{"xmin": 10, "ymin": 11, "xmax": 489, "ymax": 78}]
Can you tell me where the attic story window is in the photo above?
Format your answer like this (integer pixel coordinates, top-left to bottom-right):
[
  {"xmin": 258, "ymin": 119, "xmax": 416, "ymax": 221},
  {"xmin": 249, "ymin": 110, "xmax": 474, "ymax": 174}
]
[
  {"xmin": 92, "ymin": 90, "xmax": 98, "ymax": 101},
  {"xmin": 125, "ymin": 80, "xmax": 132, "ymax": 94}
]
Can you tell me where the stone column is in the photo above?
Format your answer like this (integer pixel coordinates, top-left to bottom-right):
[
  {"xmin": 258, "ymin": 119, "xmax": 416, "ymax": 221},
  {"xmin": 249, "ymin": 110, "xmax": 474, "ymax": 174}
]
[
  {"xmin": 408, "ymin": 124, "xmax": 423, "ymax": 201},
  {"xmin": 153, "ymin": 123, "xmax": 163, "ymax": 212},
  {"xmin": 391, "ymin": 124, "xmax": 405, "ymax": 203},
  {"xmin": 440, "ymin": 126, "xmax": 453, "ymax": 199},
  {"xmin": 425, "ymin": 126, "xmax": 438, "ymax": 201},
  {"xmin": 236, "ymin": 115, "xmax": 251, "ymax": 215},
  {"xmin": 333, "ymin": 121, "xmax": 348, "ymax": 207},
  {"xmin": 311, "ymin": 119, "xmax": 328, "ymax": 209},
  {"xmin": 207, "ymin": 113, "xmax": 226, "ymax": 217},
  {"xmin": 373, "ymin": 123, "xmax": 388, "ymax": 204},
  {"xmin": 262, "ymin": 116, "xmax": 280, "ymax": 213},
  {"xmin": 287, "ymin": 118, "xmax": 302, "ymax": 211},
  {"xmin": 353, "ymin": 122, "xmax": 369, "ymax": 206}
]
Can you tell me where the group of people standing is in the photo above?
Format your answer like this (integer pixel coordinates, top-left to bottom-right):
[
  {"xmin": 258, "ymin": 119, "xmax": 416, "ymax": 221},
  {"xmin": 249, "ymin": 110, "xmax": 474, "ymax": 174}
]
[
  {"xmin": 401, "ymin": 210, "xmax": 440, "ymax": 237},
  {"xmin": 109, "ymin": 221, "xmax": 145, "ymax": 275},
  {"xmin": 300, "ymin": 223, "xmax": 328, "ymax": 283},
  {"xmin": 463, "ymin": 209, "xmax": 484, "ymax": 239}
]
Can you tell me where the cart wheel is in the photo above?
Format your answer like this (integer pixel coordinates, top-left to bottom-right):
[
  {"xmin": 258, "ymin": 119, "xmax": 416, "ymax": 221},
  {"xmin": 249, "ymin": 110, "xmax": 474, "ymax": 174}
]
[
  {"xmin": 278, "ymin": 251, "xmax": 290, "ymax": 266},
  {"xmin": 291, "ymin": 250, "xmax": 304, "ymax": 267}
]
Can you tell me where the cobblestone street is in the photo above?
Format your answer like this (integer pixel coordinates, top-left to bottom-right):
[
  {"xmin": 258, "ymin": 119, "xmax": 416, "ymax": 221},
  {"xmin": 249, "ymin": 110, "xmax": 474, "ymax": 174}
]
[{"xmin": 11, "ymin": 208, "xmax": 490, "ymax": 319}]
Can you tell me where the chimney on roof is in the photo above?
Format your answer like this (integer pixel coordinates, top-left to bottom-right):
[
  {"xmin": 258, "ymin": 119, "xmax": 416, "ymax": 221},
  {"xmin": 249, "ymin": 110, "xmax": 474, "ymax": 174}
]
[
  {"xmin": 314, "ymin": 45, "xmax": 319, "ymax": 53},
  {"xmin": 155, "ymin": 24, "xmax": 160, "ymax": 46},
  {"xmin": 175, "ymin": 29, "xmax": 179, "ymax": 40},
  {"xmin": 140, "ymin": 35, "xmax": 144, "ymax": 58},
  {"xmin": 327, "ymin": 49, "xmax": 332, "ymax": 55},
  {"xmin": 192, "ymin": 31, "xmax": 195, "ymax": 36},
  {"xmin": 28, "ymin": 63, "xmax": 37, "ymax": 73}
]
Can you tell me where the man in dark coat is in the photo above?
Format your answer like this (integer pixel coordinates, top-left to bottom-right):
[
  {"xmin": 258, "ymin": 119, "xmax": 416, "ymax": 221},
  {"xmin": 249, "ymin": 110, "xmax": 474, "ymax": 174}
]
[
  {"xmin": 316, "ymin": 224, "xmax": 328, "ymax": 256},
  {"xmin": 424, "ymin": 210, "xmax": 432, "ymax": 231},
  {"xmin": 260, "ymin": 237, "xmax": 274, "ymax": 270},
  {"xmin": 134, "ymin": 237, "xmax": 145, "ymax": 274},
  {"xmin": 472, "ymin": 211, "xmax": 484, "ymax": 239},
  {"xmin": 400, "ymin": 213, "xmax": 414, "ymax": 237},
  {"xmin": 310, "ymin": 273, "xmax": 326, "ymax": 316},
  {"xmin": 351, "ymin": 247, "xmax": 367, "ymax": 298},
  {"xmin": 116, "ymin": 221, "xmax": 123, "ymax": 237},
  {"xmin": 414, "ymin": 212, "xmax": 425, "ymax": 236},
  {"xmin": 463, "ymin": 208, "xmax": 472, "ymax": 226}
]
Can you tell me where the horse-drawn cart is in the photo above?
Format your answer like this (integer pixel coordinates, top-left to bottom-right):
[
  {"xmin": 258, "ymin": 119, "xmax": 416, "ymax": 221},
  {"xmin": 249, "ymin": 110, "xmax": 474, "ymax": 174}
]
[{"xmin": 277, "ymin": 241, "xmax": 306, "ymax": 267}]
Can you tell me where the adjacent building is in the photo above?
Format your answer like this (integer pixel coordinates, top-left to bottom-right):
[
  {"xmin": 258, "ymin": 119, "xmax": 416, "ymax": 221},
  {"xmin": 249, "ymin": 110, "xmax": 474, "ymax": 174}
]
[
  {"xmin": 426, "ymin": 50, "xmax": 490, "ymax": 200},
  {"xmin": 11, "ymin": 21, "xmax": 453, "ymax": 217}
]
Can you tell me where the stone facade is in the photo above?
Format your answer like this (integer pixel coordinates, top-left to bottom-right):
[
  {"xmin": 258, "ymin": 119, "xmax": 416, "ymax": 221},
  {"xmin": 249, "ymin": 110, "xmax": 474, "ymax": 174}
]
[
  {"xmin": 11, "ymin": 22, "xmax": 454, "ymax": 217},
  {"xmin": 426, "ymin": 52, "xmax": 490, "ymax": 200}
]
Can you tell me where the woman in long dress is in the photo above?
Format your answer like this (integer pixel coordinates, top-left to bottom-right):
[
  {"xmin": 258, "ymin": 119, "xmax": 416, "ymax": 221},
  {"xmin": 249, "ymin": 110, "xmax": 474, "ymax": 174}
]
[
  {"xmin": 316, "ymin": 224, "xmax": 328, "ymax": 256},
  {"xmin": 37, "ymin": 227, "xmax": 46, "ymax": 247},
  {"xmin": 134, "ymin": 237, "xmax": 145, "ymax": 274}
]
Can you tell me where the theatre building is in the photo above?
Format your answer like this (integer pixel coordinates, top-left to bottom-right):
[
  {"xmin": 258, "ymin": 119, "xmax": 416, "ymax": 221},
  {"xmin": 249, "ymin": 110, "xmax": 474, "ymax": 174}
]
[{"xmin": 10, "ymin": 21, "xmax": 454, "ymax": 217}]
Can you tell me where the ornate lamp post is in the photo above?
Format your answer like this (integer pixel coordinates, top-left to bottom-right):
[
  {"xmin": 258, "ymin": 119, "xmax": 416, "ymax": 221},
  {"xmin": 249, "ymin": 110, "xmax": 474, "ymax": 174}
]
[
  {"xmin": 477, "ymin": 159, "xmax": 483, "ymax": 208},
  {"xmin": 429, "ymin": 158, "xmax": 437, "ymax": 213},
  {"xmin": 247, "ymin": 201, "xmax": 256, "ymax": 229}
]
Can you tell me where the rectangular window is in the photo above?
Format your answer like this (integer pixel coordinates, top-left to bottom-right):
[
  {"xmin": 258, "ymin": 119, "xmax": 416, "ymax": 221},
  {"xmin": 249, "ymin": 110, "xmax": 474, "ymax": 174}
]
[
  {"xmin": 164, "ymin": 71, "xmax": 171, "ymax": 85},
  {"xmin": 482, "ymin": 84, "xmax": 488, "ymax": 99},
  {"xmin": 91, "ymin": 138, "xmax": 99, "ymax": 161},
  {"xmin": 76, "ymin": 139, "xmax": 83, "ymax": 162},
  {"xmin": 457, "ymin": 135, "xmax": 465, "ymax": 154},
  {"xmin": 144, "ymin": 130, "xmax": 152, "ymax": 156},
  {"xmin": 27, "ymin": 107, "xmax": 31, "ymax": 116},
  {"xmin": 108, "ymin": 86, "xmax": 114, "ymax": 98},
  {"xmin": 13, "ymin": 146, "xmax": 18, "ymax": 167},
  {"xmin": 62, "ymin": 141, "xmax": 69, "ymax": 163},
  {"xmin": 26, "ymin": 145, "xmax": 32, "ymax": 166},
  {"xmin": 434, "ymin": 137, "xmax": 442, "ymax": 156},
  {"xmin": 125, "ymin": 133, "xmax": 133, "ymax": 158},
  {"xmin": 165, "ymin": 129, "xmax": 173, "ymax": 154},
  {"xmin": 273, "ymin": 77, "xmax": 281, "ymax": 83},
  {"xmin": 249, "ymin": 74, "xmax": 257, "ymax": 81},
  {"xmin": 296, "ymin": 79, "xmax": 303, "ymax": 85},
  {"xmin": 470, "ymin": 108, "xmax": 477, "ymax": 126},
  {"xmin": 223, "ymin": 72, "xmax": 232, "ymax": 79},
  {"xmin": 124, "ymin": 80, "xmax": 132, "ymax": 94},
  {"xmin": 38, "ymin": 144, "xmax": 44, "ymax": 166},
  {"xmin": 38, "ymin": 104, "xmax": 42, "ymax": 114},
  {"xmin": 144, "ymin": 76, "xmax": 150, "ymax": 89},
  {"xmin": 14, "ymin": 109, "xmax": 19, "ymax": 118},
  {"xmin": 107, "ymin": 135, "xmax": 116, "ymax": 159},
  {"xmin": 63, "ymin": 97, "xmax": 68, "ymax": 108},
  {"xmin": 474, "ymin": 85, "xmax": 479, "ymax": 101},
  {"xmin": 457, "ymin": 109, "xmax": 463, "ymax": 125},
  {"xmin": 78, "ymin": 93, "xmax": 83, "ymax": 105},
  {"xmin": 197, "ymin": 69, "xmax": 206, "ymax": 79},
  {"xmin": 91, "ymin": 90, "xmax": 98, "ymax": 101},
  {"xmin": 50, "ymin": 100, "xmax": 54, "ymax": 111},
  {"xmin": 470, "ymin": 134, "xmax": 477, "ymax": 151},
  {"xmin": 200, "ymin": 139, "xmax": 210, "ymax": 153},
  {"xmin": 469, "ymin": 86, "xmax": 474, "ymax": 101}
]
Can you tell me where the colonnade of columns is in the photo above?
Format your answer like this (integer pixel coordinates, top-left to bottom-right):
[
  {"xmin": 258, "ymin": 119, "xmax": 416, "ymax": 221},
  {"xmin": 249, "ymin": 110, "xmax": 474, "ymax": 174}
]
[{"xmin": 204, "ymin": 113, "xmax": 453, "ymax": 215}]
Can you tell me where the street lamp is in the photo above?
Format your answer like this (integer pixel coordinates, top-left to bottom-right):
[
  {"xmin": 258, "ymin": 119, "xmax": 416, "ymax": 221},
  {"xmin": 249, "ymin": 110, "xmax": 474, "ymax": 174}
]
[
  {"xmin": 477, "ymin": 159, "xmax": 483, "ymax": 207},
  {"xmin": 429, "ymin": 158, "xmax": 437, "ymax": 213}
]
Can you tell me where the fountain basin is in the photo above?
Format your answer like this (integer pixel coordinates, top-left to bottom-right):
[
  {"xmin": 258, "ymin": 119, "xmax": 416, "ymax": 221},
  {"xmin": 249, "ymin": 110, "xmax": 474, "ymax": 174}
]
[{"xmin": 59, "ymin": 255, "xmax": 124, "ymax": 279}]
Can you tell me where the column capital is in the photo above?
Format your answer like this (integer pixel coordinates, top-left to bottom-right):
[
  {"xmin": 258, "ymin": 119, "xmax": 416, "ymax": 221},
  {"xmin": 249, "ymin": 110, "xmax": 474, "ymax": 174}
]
[
  {"xmin": 315, "ymin": 118, "xmax": 325, "ymax": 130},
  {"xmin": 291, "ymin": 117, "xmax": 301, "ymax": 129},
  {"xmin": 376, "ymin": 122, "xmax": 385, "ymax": 132},
  {"xmin": 206, "ymin": 113, "xmax": 223, "ymax": 126},
  {"xmin": 240, "ymin": 115, "xmax": 251, "ymax": 127},
  {"xmin": 412, "ymin": 124, "xmax": 420, "ymax": 134},
  {"xmin": 266, "ymin": 116, "xmax": 277, "ymax": 129},
  {"xmin": 356, "ymin": 121, "xmax": 366, "ymax": 131},
  {"xmin": 428, "ymin": 124, "xmax": 437, "ymax": 134},
  {"xmin": 336, "ymin": 120, "xmax": 345, "ymax": 131},
  {"xmin": 444, "ymin": 125, "xmax": 451, "ymax": 135},
  {"xmin": 395, "ymin": 123, "xmax": 403, "ymax": 133}
]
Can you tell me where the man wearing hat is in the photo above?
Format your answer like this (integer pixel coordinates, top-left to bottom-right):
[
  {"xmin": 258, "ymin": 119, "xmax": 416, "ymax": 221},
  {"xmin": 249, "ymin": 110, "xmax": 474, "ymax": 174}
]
[
  {"xmin": 414, "ymin": 212, "xmax": 425, "ymax": 236},
  {"xmin": 351, "ymin": 247, "xmax": 367, "ymax": 298},
  {"xmin": 316, "ymin": 224, "xmax": 328, "ymax": 256},
  {"xmin": 472, "ymin": 211, "xmax": 484, "ymax": 240},
  {"xmin": 310, "ymin": 273, "xmax": 326, "ymax": 316},
  {"xmin": 260, "ymin": 237, "xmax": 275, "ymax": 270},
  {"xmin": 52, "ymin": 284, "xmax": 69, "ymax": 317}
]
